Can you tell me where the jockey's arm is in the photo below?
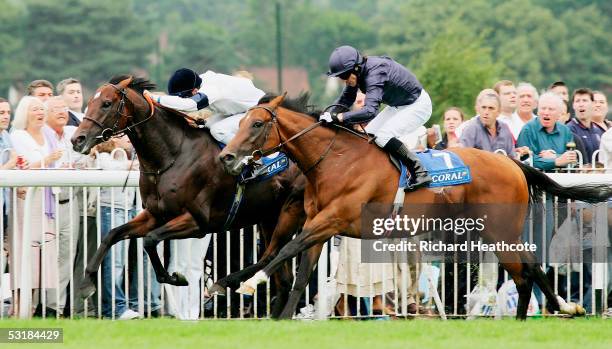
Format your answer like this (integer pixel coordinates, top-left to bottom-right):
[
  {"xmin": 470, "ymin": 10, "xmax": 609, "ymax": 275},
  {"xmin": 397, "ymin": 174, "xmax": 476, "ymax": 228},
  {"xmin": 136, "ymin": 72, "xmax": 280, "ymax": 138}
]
[
  {"xmin": 339, "ymin": 83, "xmax": 383, "ymax": 124},
  {"xmin": 333, "ymin": 85, "xmax": 358, "ymax": 113},
  {"xmin": 151, "ymin": 92, "xmax": 209, "ymax": 113}
]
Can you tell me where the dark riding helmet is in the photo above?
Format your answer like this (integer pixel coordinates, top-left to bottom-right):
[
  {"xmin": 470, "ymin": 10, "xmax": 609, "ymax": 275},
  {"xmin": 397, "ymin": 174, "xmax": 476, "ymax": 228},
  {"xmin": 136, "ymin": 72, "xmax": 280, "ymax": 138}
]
[
  {"xmin": 327, "ymin": 45, "xmax": 362, "ymax": 79},
  {"xmin": 167, "ymin": 68, "xmax": 202, "ymax": 97}
]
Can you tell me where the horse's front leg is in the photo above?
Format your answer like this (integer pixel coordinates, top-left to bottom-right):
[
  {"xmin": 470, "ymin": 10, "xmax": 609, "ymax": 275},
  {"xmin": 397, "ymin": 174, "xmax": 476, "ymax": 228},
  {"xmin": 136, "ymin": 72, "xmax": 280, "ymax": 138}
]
[
  {"xmin": 80, "ymin": 210, "xmax": 157, "ymax": 299},
  {"xmin": 237, "ymin": 212, "xmax": 347, "ymax": 296},
  {"xmin": 211, "ymin": 195, "xmax": 304, "ymax": 295},
  {"xmin": 143, "ymin": 212, "xmax": 204, "ymax": 286}
]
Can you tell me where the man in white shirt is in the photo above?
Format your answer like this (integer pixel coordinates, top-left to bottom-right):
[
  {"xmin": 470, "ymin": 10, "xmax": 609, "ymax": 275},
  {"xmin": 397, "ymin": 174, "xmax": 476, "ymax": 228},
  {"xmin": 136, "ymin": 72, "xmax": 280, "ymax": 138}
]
[
  {"xmin": 144, "ymin": 68, "xmax": 265, "ymax": 145},
  {"xmin": 57, "ymin": 78, "xmax": 84, "ymax": 127},
  {"xmin": 494, "ymin": 80, "xmax": 522, "ymax": 140},
  {"xmin": 43, "ymin": 96, "xmax": 82, "ymax": 315}
]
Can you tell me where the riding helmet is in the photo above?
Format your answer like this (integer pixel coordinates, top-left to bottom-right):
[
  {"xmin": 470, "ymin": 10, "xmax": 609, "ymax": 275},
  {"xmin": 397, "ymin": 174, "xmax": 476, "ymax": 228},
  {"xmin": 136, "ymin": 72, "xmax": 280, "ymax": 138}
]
[
  {"xmin": 327, "ymin": 45, "xmax": 363, "ymax": 78},
  {"xmin": 167, "ymin": 68, "xmax": 202, "ymax": 97}
]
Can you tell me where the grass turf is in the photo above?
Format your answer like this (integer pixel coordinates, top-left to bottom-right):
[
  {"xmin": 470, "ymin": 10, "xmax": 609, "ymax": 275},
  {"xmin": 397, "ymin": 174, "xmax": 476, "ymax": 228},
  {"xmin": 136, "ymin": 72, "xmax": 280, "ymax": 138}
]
[{"xmin": 0, "ymin": 318, "xmax": 610, "ymax": 349}]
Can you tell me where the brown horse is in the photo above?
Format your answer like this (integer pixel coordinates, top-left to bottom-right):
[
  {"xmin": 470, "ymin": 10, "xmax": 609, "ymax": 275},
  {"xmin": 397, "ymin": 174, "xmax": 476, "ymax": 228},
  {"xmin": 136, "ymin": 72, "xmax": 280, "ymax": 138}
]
[
  {"xmin": 71, "ymin": 77, "xmax": 306, "ymax": 317},
  {"xmin": 219, "ymin": 94, "xmax": 612, "ymax": 320}
]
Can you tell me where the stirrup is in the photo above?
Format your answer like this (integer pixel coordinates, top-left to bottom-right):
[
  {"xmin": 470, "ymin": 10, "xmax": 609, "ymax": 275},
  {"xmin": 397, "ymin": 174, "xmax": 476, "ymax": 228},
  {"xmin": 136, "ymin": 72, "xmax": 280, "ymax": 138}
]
[{"xmin": 404, "ymin": 174, "xmax": 432, "ymax": 191}]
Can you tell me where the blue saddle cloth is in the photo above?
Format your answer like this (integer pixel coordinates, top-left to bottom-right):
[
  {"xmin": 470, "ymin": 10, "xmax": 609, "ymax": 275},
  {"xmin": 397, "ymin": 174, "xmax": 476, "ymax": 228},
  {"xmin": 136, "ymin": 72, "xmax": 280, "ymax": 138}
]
[
  {"xmin": 217, "ymin": 142, "xmax": 290, "ymax": 183},
  {"xmin": 400, "ymin": 149, "xmax": 471, "ymax": 188}
]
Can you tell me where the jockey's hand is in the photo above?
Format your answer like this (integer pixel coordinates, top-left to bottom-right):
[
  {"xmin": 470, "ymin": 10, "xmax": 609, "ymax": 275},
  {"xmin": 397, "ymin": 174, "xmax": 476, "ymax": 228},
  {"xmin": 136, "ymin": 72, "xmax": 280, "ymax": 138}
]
[{"xmin": 319, "ymin": 112, "xmax": 340, "ymax": 124}]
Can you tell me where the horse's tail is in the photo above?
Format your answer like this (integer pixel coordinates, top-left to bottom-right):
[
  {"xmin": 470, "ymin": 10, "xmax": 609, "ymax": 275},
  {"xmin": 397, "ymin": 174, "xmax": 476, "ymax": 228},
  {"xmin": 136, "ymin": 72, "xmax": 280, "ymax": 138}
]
[{"xmin": 513, "ymin": 159, "xmax": 612, "ymax": 203}]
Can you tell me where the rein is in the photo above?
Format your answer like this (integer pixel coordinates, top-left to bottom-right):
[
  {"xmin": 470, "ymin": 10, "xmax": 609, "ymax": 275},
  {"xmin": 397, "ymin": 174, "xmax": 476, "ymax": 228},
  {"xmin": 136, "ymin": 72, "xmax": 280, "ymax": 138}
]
[{"xmin": 247, "ymin": 105, "xmax": 369, "ymax": 174}]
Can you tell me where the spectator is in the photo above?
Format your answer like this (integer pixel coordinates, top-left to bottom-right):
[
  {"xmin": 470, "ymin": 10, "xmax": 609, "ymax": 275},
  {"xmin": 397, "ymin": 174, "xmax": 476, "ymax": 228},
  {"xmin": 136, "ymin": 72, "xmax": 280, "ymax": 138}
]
[
  {"xmin": 592, "ymin": 91, "xmax": 610, "ymax": 132},
  {"xmin": 548, "ymin": 81, "xmax": 571, "ymax": 123},
  {"xmin": 568, "ymin": 88, "xmax": 603, "ymax": 166},
  {"xmin": 459, "ymin": 91, "xmax": 515, "ymax": 156},
  {"xmin": 598, "ymin": 128, "xmax": 612, "ymax": 317},
  {"xmin": 494, "ymin": 80, "xmax": 522, "ymax": 140},
  {"xmin": 548, "ymin": 81, "xmax": 570, "ymax": 104},
  {"xmin": 26, "ymin": 80, "xmax": 54, "ymax": 102},
  {"xmin": 57, "ymin": 78, "xmax": 84, "ymax": 126},
  {"xmin": 0, "ymin": 98, "xmax": 16, "ymax": 232},
  {"xmin": 93, "ymin": 137, "xmax": 141, "ymax": 320},
  {"xmin": 42, "ymin": 96, "xmax": 81, "ymax": 315},
  {"xmin": 515, "ymin": 82, "xmax": 538, "ymax": 128},
  {"xmin": 8, "ymin": 96, "xmax": 62, "ymax": 316},
  {"xmin": 432, "ymin": 107, "xmax": 464, "ymax": 149},
  {"xmin": 454, "ymin": 88, "xmax": 497, "ymax": 138},
  {"xmin": 517, "ymin": 92, "xmax": 576, "ymax": 171}
]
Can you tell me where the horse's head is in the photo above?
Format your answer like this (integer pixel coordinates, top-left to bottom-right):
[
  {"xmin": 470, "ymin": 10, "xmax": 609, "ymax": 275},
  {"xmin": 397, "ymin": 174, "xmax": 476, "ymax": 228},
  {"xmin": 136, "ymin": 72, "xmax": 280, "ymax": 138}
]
[
  {"xmin": 72, "ymin": 76, "xmax": 156, "ymax": 154},
  {"xmin": 219, "ymin": 94, "xmax": 286, "ymax": 175}
]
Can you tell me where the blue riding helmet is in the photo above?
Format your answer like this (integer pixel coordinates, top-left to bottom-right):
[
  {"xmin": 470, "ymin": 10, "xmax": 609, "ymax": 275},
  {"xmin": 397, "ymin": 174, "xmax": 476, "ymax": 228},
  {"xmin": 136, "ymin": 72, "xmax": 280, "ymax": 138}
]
[
  {"xmin": 167, "ymin": 68, "xmax": 202, "ymax": 97},
  {"xmin": 327, "ymin": 45, "xmax": 362, "ymax": 78}
]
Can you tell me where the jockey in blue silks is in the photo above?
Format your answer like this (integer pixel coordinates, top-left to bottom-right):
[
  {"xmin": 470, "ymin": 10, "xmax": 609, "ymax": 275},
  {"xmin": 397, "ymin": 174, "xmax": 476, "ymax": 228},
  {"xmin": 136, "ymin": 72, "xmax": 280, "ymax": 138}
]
[{"xmin": 320, "ymin": 45, "xmax": 433, "ymax": 190}]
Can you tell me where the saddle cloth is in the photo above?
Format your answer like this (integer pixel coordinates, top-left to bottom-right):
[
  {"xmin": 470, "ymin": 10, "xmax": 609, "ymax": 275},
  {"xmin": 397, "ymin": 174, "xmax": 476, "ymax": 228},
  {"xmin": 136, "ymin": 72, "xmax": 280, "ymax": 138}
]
[{"xmin": 398, "ymin": 149, "xmax": 471, "ymax": 188}]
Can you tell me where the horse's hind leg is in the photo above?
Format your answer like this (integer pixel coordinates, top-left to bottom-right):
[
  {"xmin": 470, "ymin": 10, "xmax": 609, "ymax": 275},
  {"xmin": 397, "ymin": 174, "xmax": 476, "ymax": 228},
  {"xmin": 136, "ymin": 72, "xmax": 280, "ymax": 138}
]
[
  {"xmin": 498, "ymin": 252, "xmax": 533, "ymax": 321},
  {"xmin": 80, "ymin": 210, "xmax": 157, "ymax": 299},
  {"xmin": 142, "ymin": 212, "xmax": 203, "ymax": 286},
  {"xmin": 518, "ymin": 250, "xmax": 584, "ymax": 316}
]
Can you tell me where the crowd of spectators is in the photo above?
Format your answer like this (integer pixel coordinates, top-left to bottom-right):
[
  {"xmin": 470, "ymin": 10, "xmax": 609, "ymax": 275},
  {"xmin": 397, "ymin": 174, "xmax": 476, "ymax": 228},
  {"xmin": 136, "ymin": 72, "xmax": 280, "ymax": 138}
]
[{"xmin": 0, "ymin": 75, "xmax": 610, "ymax": 319}]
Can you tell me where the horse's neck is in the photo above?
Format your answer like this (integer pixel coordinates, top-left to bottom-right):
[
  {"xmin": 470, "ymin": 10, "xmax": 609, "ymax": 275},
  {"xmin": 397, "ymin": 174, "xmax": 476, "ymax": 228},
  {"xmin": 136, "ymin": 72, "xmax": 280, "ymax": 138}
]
[
  {"xmin": 279, "ymin": 110, "xmax": 368, "ymax": 179},
  {"xmin": 128, "ymin": 108, "xmax": 192, "ymax": 170}
]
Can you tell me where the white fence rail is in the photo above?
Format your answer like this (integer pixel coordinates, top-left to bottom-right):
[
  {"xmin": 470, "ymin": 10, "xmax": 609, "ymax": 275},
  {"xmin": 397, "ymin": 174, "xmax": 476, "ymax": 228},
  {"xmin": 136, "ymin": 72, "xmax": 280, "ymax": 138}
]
[{"xmin": 0, "ymin": 170, "xmax": 610, "ymax": 319}]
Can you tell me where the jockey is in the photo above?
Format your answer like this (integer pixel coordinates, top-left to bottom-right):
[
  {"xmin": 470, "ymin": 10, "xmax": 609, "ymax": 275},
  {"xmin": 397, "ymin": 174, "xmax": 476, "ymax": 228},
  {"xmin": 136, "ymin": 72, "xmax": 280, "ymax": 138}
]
[
  {"xmin": 321, "ymin": 46, "xmax": 432, "ymax": 190},
  {"xmin": 144, "ymin": 68, "xmax": 264, "ymax": 144}
]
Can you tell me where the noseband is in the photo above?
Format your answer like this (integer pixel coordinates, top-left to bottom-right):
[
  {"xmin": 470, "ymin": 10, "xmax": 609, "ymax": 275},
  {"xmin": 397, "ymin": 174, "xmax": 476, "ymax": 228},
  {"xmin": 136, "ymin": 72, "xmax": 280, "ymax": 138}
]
[{"xmin": 83, "ymin": 84, "xmax": 155, "ymax": 142}]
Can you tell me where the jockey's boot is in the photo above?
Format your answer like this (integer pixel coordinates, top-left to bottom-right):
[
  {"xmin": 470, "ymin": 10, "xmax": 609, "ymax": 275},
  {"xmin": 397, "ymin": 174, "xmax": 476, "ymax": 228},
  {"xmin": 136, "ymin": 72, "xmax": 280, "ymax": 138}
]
[{"xmin": 383, "ymin": 137, "xmax": 432, "ymax": 191}]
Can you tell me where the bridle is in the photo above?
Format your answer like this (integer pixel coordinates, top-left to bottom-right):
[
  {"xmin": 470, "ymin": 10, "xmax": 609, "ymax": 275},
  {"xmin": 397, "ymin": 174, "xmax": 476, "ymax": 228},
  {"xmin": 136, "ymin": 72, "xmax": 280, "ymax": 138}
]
[
  {"xmin": 83, "ymin": 83, "xmax": 155, "ymax": 142},
  {"xmin": 245, "ymin": 104, "xmax": 368, "ymax": 174}
]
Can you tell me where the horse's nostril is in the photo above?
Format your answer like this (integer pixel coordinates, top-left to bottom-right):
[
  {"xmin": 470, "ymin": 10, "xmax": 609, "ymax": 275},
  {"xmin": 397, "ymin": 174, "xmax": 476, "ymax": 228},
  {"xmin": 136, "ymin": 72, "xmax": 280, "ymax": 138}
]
[
  {"xmin": 75, "ymin": 135, "xmax": 85, "ymax": 145},
  {"xmin": 221, "ymin": 153, "xmax": 236, "ymax": 164}
]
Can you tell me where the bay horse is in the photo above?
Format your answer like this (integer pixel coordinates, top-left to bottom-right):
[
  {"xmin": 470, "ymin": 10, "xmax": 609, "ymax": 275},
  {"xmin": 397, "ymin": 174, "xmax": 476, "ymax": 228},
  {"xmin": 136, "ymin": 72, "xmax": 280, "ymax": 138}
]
[
  {"xmin": 219, "ymin": 94, "xmax": 612, "ymax": 320},
  {"xmin": 71, "ymin": 76, "xmax": 306, "ymax": 317}
]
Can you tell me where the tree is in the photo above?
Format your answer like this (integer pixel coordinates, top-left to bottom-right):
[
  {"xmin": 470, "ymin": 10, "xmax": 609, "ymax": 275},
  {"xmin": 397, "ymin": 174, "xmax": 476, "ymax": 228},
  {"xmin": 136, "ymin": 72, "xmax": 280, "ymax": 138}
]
[
  {"xmin": 21, "ymin": 0, "xmax": 153, "ymax": 90},
  {"xmin": 162, "ymin": 20, "xmax": 239, "ymax": 77},
  {"xmin": 415, "ymin": 22, "xmax": 502, "ymax": 123},
  {"xmin": 0, "ymin": 0, "xmax": 27, "ymax": 94}
]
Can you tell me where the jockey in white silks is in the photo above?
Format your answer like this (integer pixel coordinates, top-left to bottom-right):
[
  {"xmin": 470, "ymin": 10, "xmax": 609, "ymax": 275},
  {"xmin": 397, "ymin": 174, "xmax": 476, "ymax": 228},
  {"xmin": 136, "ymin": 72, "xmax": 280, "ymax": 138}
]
[
  {"xmin": 143, "ymin": 68, "xmax": 263, "ymax": 319},
  {"xmin": 144, "ymin": 68, "xmax": 265, "ymax": 145}
]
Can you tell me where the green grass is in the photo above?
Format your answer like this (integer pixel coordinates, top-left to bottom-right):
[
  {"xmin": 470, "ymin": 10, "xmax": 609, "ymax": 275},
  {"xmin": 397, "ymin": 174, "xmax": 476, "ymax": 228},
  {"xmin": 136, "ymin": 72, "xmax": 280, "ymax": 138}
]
[{"xmin": 0, "ymin": 318, "xmax": 610, "ymax": 349}]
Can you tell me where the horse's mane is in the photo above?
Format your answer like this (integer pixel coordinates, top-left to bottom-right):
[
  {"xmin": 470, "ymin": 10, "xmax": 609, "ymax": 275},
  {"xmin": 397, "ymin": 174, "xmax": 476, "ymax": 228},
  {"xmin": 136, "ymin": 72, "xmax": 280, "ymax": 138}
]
[
  {"xmin": 109, "ymin": 75, "xmax": 157, "ymax": 94},
  {"xmin": 258, "ymin": 92, "xmax": 321, "ymax": 119}
]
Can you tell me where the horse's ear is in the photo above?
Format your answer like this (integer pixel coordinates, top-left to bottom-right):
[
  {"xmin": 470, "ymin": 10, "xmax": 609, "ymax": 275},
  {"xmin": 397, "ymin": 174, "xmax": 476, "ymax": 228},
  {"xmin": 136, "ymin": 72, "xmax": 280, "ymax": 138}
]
[
  {"xmin": 269, "ymin": 92, "xmax": 287, "ymax": 110},
  {"xmin": 115, "ymin": 76, "xmax": 133, "ymax": 90}
]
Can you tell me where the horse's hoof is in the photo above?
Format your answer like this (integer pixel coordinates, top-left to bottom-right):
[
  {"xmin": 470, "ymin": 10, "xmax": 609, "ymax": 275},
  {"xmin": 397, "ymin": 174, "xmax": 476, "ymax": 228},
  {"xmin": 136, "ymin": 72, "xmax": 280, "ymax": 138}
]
[
  {"xmin": 575, "ymin": 304, "xmax": 586, "ymax": 316},
  {"xmin": 172, "ymin": 272, "xmax": 189, "ymax": 286},
  {"xmin": 79, "ymin": 282, "xmax": 96, "ymax": 300},
  {"xmin": 236, "ymin": 284, "xmax": 255, "ymax": 295},
  {"xmin": 209, "ymin": 283, "xmax": 226, "ymax": 296}
]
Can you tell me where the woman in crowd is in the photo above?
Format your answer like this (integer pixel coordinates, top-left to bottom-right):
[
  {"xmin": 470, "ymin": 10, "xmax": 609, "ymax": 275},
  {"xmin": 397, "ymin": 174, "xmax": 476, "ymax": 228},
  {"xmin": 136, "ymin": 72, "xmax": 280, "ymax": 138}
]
[
  {"xmin": 8, "ymin": 96, "xmax": 62, "ymax": 316},
  {"xmin": 432, "ymin": 107, "xmax": 465, "ymax": 150}
]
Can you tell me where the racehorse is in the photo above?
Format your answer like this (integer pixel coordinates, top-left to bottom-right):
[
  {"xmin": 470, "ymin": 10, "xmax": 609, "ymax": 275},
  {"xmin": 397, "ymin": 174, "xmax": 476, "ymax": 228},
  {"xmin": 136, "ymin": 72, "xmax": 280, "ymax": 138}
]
[
  {"xmin": 71, "ymin": 76, "xmax": 306, "ymax": 317},
  {"xmin": 219, "ymin": 94, "xmax": 612, "ymax": 320}
]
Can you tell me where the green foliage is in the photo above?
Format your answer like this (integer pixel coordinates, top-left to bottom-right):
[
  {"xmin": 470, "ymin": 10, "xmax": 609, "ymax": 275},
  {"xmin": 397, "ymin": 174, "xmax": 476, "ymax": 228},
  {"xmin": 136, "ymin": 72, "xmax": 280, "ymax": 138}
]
[
  {"xmin": 0, "ymin": 0, "xmax": 27, "ymax": 93},
  {"xmin": 21, "ymin": 0, "xmax": 152, "ymax": 89},
  {"xmin": 414, "ymin": 22, "xmax": 502, "ymax": 123},
  {"xmin": 162, "ymin": 20, "xmax": 238, "ymax": 76},
  {"xmin": 0, "ymin": 0, "xmax": 609, "ymax": 104}
]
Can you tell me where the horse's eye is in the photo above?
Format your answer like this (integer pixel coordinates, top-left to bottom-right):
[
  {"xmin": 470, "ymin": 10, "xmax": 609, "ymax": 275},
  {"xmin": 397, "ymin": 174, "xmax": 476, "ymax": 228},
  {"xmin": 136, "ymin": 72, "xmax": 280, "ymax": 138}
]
[
  {"xmin": 102, "ymin": 101, "xmax": 112, "ymax": 108},
  {"xmin": 253, "ymin": 120, "xmax": 264, "ymax": 128}
]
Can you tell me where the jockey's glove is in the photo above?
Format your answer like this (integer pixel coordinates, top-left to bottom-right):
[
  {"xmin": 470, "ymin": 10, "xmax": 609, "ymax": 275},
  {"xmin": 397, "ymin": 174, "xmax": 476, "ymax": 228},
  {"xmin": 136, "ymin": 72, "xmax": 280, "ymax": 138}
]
[{"xmin": 319, "ymin": 111, "xmax": 340, "ymax": 124}]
